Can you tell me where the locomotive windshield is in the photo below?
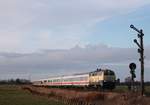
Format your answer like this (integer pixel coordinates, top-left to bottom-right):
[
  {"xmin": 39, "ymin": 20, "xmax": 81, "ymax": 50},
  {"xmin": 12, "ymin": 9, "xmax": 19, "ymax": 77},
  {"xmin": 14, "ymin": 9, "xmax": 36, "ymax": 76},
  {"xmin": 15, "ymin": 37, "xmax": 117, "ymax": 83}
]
[{"xmin": 104, "ymin": 70, "xmax": 115, "ymax": 75}]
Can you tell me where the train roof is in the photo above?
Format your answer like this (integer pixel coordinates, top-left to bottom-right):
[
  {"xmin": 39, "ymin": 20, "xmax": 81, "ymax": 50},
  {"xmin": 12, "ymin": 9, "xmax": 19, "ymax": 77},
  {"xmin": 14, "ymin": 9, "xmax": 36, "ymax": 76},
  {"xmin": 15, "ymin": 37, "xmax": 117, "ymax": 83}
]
[
  {"xmin": 89, "ymin": 68, "xmax": 114, "ymax": 73},
  {"xmin": 47, "ymin": 72, "xmax": 89, "ymax": 78}
]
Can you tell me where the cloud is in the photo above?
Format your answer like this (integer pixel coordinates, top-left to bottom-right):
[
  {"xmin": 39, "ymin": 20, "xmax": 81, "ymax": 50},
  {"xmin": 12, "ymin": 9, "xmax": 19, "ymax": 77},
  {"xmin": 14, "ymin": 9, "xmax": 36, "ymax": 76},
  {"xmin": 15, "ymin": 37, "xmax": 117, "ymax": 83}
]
[
  {"xmin": 0, "ymin": 0, "xmax": 149, "ymax": 27},
  {"xmin": 0, "ymin": 44, "xmax": 149, "ymax": 81},
  {"xmin": 0, "ymin": 0, "xmax": 150, "ymax": 52},
  {"xmin": 0, "ymin": 0, "xmax": 150, "ymax": 81},
  {"xmin": 0, "ymin": 30, "xmax": 23, "ymax": 52}
]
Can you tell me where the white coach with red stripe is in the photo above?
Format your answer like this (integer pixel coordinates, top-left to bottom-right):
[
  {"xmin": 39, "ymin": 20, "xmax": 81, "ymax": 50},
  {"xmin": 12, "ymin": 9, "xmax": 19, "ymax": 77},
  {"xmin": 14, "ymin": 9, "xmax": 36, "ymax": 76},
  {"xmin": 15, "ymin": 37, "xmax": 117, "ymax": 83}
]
[{"xmin": 44, "ymin": 73, "xmax": 89, "ymax": 86}]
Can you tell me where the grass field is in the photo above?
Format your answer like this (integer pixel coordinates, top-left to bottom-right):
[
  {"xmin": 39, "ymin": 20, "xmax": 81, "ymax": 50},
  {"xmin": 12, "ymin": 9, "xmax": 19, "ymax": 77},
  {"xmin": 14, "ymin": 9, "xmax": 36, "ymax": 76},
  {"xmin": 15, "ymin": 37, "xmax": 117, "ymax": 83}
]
[
  {"xmin": 1, "ymin": 85, "xmax": 150, "ymax": 105},
  {"xmin": 114, "ymin": 85, "xmax": 150, "ymax": 95},
  {"xmin": 0, "ymin": 85, "xmax": 65, "ymax": 105}
]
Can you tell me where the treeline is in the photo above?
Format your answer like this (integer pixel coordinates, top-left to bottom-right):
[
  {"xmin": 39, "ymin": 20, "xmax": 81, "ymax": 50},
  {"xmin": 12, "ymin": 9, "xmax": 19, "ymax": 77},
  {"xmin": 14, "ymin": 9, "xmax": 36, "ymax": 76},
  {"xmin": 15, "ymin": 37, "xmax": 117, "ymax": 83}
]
[{"xmin": 0, "ymin": 78, "xmax": 31, "ymax": 85}]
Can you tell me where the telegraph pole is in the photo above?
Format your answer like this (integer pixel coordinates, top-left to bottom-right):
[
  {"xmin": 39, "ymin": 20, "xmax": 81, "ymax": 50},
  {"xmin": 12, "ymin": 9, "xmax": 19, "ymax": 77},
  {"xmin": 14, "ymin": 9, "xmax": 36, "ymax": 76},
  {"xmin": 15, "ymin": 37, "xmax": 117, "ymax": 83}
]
[{"xmin": 130, "ymin": 24, "xmax": 144, "ymax": 96}]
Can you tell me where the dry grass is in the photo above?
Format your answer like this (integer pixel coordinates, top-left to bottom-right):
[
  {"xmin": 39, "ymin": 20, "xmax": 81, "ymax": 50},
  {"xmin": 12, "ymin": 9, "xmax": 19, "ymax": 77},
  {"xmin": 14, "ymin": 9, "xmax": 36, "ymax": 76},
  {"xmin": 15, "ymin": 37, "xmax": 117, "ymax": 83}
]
[{"xmin": 22, "ymin": 85, "xmax": 150, "ymax": 105}]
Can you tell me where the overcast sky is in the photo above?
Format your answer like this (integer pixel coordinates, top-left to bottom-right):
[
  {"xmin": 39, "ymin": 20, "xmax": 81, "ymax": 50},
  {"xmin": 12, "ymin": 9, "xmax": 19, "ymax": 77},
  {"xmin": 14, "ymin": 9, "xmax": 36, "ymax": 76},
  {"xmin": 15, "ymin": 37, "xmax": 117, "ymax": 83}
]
[{"xmin": 0, "ymin": 0, "xmax": 150, "ymax": 81}]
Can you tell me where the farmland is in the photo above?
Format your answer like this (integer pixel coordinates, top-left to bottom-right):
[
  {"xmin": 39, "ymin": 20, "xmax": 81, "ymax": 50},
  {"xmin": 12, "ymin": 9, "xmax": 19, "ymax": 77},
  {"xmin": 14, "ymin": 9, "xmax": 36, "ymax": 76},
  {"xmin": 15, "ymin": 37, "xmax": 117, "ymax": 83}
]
[
  {"xmin": 1, "ymin": 85, "xmax": 150, "ymax": 105},
  {"xmin": 0, "ymin": 85, "xmax": 64, "ymax": 105}
]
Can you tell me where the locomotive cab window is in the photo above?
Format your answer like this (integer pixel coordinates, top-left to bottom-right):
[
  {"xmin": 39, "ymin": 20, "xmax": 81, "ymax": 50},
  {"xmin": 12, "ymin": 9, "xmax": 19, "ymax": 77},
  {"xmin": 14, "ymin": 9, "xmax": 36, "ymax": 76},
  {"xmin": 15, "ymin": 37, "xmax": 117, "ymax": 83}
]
[{"xmin": 104, "ymin": 70, "xmax": 114, "ymax": 75}]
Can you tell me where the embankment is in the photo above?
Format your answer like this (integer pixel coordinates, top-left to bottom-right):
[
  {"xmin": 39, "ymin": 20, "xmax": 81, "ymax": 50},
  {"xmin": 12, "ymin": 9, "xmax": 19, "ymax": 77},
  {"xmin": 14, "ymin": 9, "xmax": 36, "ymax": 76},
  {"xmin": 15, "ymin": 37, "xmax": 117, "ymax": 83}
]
[{"xmin": 22, "ymin": 85, "xmax": 150, "ymax": 105}]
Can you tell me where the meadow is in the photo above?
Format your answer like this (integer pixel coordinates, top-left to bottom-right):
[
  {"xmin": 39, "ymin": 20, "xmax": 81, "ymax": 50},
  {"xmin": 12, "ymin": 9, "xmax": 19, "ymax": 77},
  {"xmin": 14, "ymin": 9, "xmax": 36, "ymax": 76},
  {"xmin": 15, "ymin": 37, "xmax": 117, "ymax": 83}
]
[
  {"xmin": 114, "ymin": 85, "xmax": 150, "ymax": 95},
  {"xmin": 1, "ymin": 85, "xmax": 150, "ymax": 105},
  {"xmin": 0, "ymin": 85, "xmax": 65, "ymax": 105}
]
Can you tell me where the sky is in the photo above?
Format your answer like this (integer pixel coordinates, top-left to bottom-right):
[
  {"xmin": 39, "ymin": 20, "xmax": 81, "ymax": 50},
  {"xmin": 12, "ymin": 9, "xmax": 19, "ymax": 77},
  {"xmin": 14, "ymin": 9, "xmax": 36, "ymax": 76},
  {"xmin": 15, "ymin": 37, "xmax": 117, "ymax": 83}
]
[{"xmin": 0, "ymin": 0, "xmax": 150, "ymax": 81}]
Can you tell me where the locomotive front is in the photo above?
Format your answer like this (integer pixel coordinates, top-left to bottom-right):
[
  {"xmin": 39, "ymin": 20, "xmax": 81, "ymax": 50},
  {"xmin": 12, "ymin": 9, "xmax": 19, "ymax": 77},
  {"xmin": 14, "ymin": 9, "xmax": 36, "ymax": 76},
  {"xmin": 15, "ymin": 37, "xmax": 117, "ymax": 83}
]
[{"xmin": 89, "ymin": 69, "xmax": 116, "ymax": 89}]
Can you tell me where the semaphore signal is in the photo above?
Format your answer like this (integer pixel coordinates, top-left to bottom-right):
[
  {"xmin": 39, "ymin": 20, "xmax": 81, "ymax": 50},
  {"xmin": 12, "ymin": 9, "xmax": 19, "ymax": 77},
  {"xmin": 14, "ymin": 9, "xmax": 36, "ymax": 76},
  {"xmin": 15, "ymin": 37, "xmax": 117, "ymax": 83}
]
[{"xmin": 130, "ymin": 24, "xmax": 145, "ymax": 96}]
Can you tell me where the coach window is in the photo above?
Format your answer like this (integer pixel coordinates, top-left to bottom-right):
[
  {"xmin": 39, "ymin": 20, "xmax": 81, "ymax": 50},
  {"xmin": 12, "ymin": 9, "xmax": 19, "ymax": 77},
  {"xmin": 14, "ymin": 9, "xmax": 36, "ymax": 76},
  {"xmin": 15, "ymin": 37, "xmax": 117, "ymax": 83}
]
[
  {"xmin": 80, "ymin": 77, "xmax": 83, "ymax": 81},
  {"xmin": 64, "ymin": 79, "xmax": 67, "ymax": 82},
  {"xmin": 84, "ymin": 77, "xmax": 88, "ymax": 80},
  {"xmin": 78, "ymin": 77, "xmax": 81, "ymax": 81},
  {"xmin": 83, "ymin": 77, "xmax": 86, "ymax": 81},
  {"xmin": 80, "ymin": 77, "xmax": 85, "ymax": 81},
  {"xmin": 71, "ymin": 78, "xmax": 74, "ymax": 81},
  {"xmin": 73, "ymin": 78, "xmax": 76, "ymax": 81},
  {"xmin": 74, "ymin": 78, "xmax": 78, "ymax": 81},
  {"xmin": 67, "ymin": 79, "xmax": 69, "ymax": 82}
]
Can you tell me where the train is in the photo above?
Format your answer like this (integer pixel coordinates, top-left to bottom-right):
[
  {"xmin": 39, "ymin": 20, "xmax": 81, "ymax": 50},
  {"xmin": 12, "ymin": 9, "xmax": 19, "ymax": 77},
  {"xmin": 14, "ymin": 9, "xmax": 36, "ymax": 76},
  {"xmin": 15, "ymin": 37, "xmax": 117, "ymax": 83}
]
[{"xmin": 32, "ymin": 68, "xmax": 116, "ymax": 89}]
